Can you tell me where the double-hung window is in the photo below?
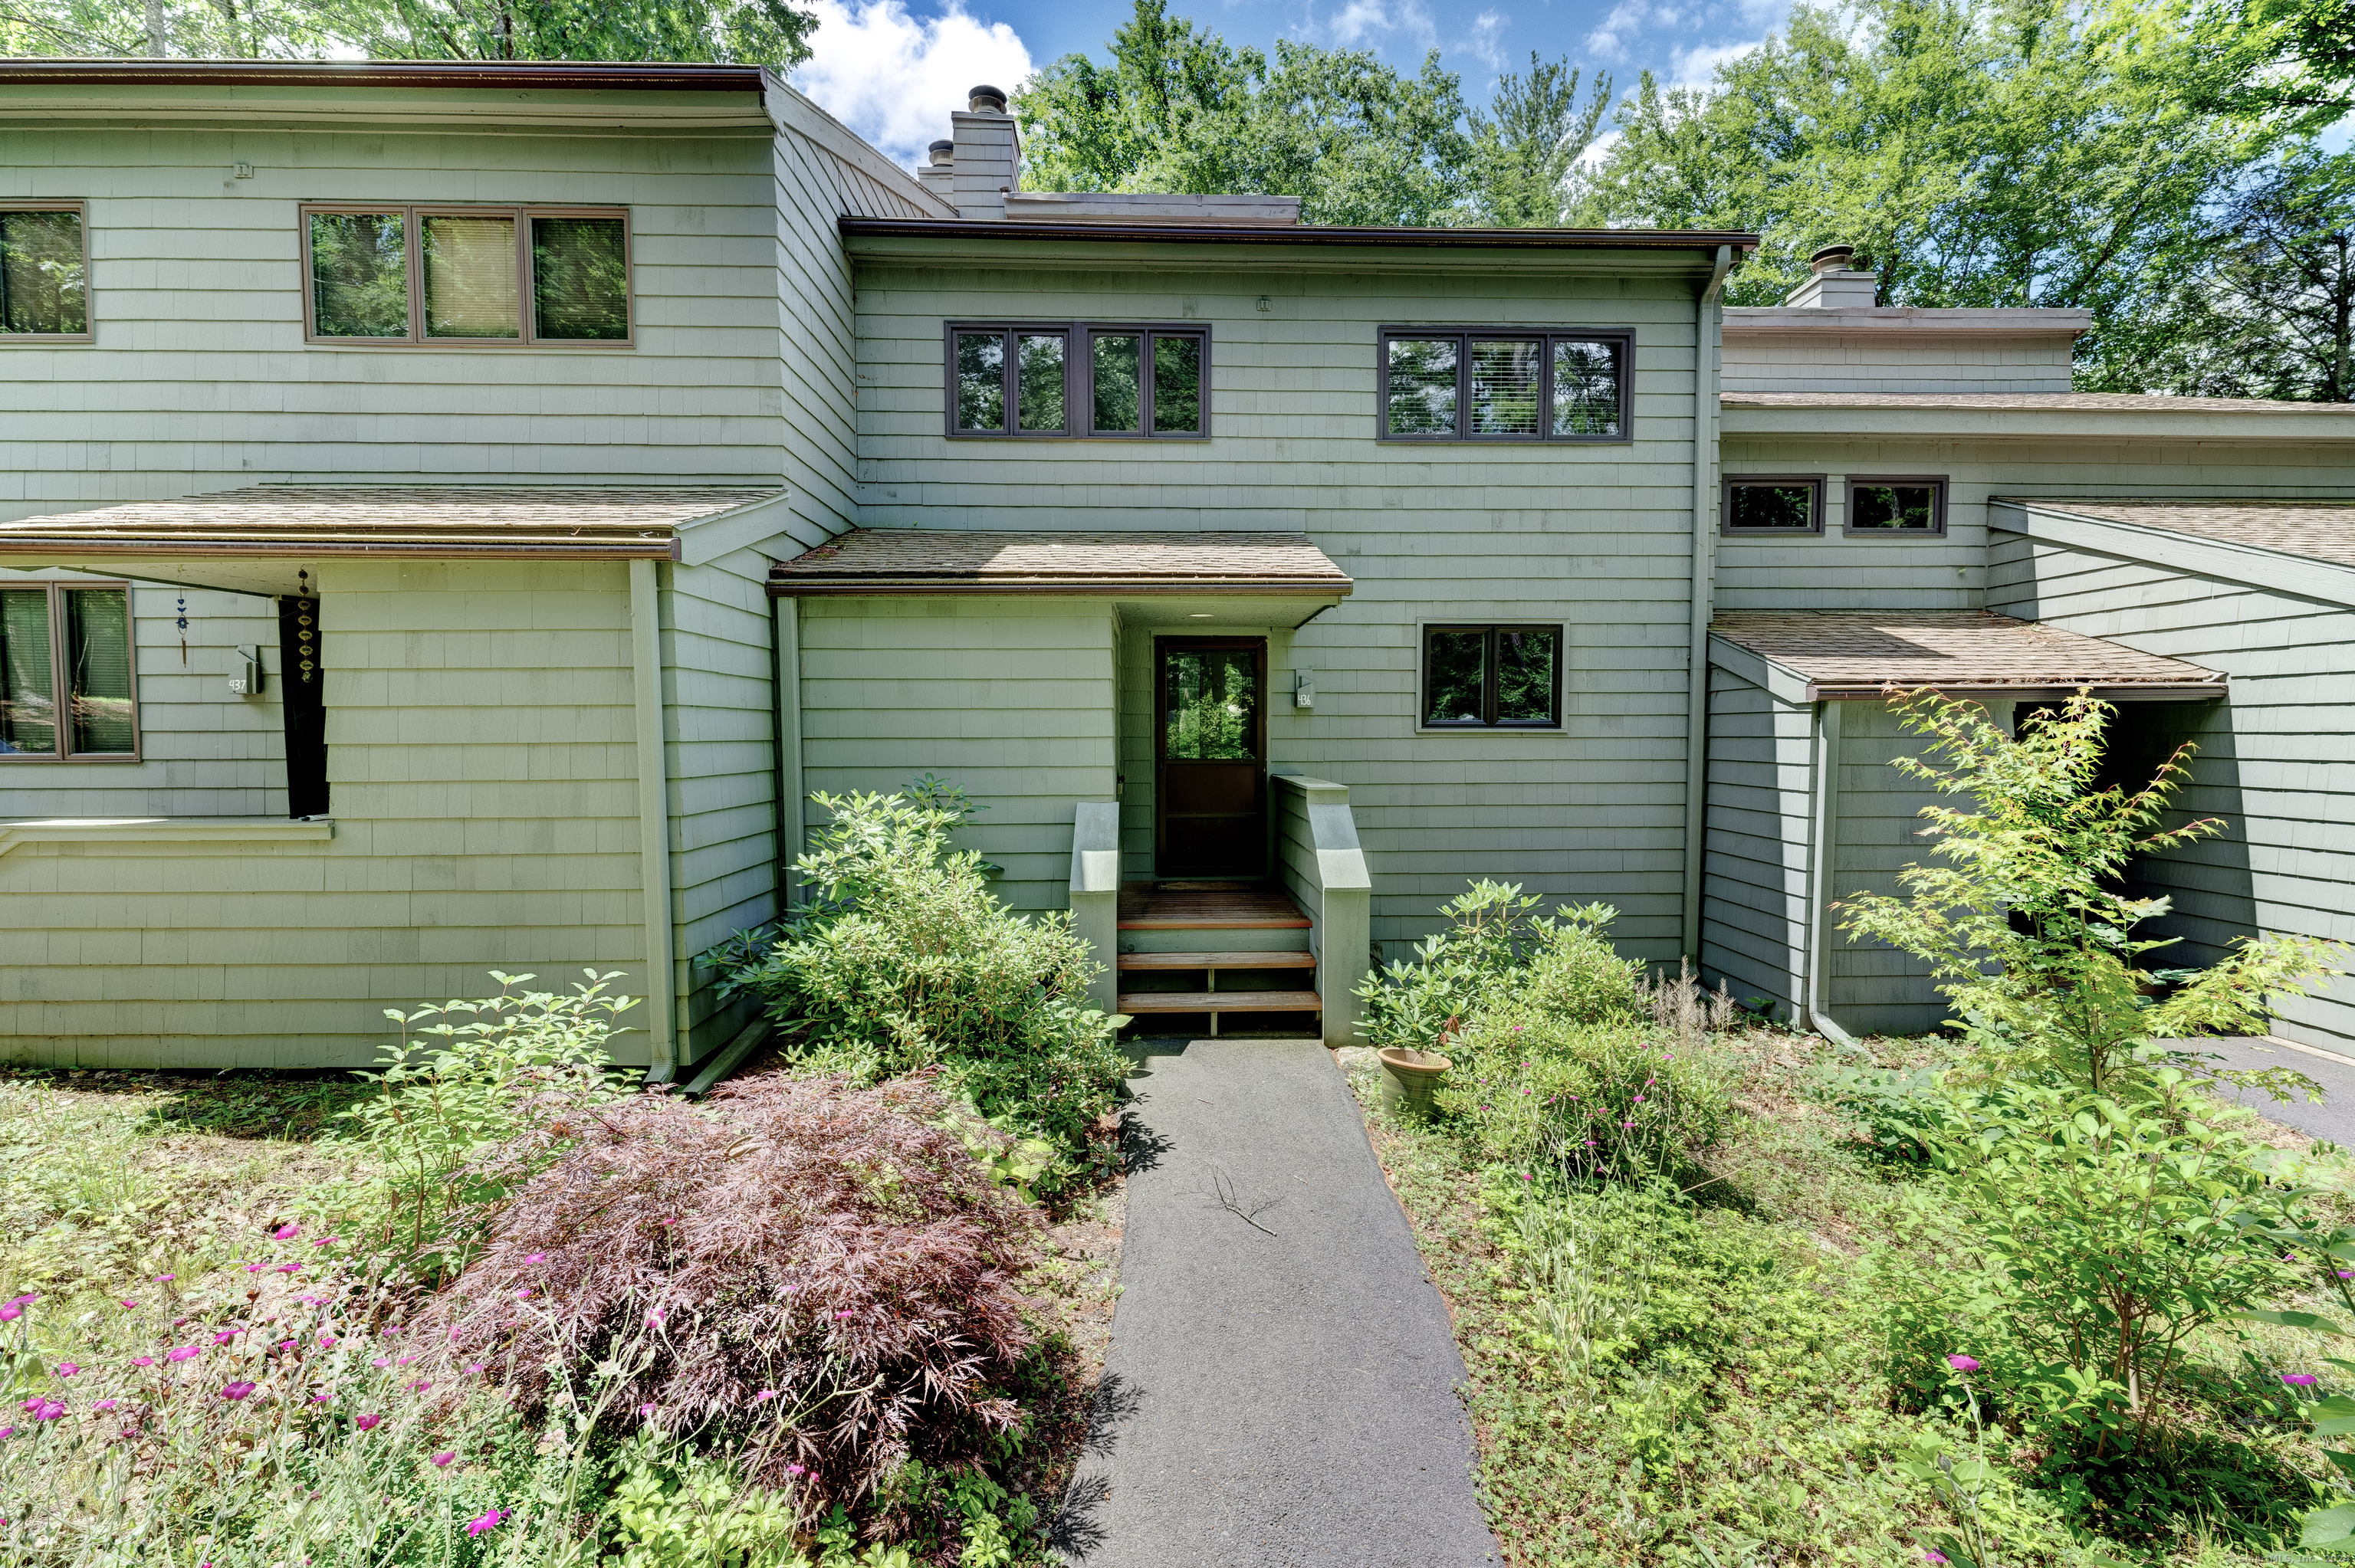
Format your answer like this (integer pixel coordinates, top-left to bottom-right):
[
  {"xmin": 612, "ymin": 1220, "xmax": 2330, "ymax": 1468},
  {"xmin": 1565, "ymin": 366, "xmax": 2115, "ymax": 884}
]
[
  {"xmin": 303, "ymin": 205, "xmax": 632, "ymax": 346},
  {"xmin": 1380, "ymin": 329, "xmax": 1629, "ymax": 442},
  {"xmin": 1422, "ymin": 625, "xmax": 1562, "ymax": 729},
  {"xmin": 946, "ymin": 322, "xmax": 1209, "ymax": 438},
  {"xmin": 0, "ymin": 582, "xmax": 136, "ymax": 760},
  {"xmin": 0, "ymin": 202, "xmax": 90, "ymax": 340}
]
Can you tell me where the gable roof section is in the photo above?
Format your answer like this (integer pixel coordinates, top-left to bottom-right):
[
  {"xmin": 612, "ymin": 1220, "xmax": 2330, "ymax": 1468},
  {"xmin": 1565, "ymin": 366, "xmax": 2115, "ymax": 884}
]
[
  {"xmin": 0, "ymin": 486, "xmax": 790, "ymax": 561},
  {"xmin": 1709, "ymin": 610, "xmax": 2224, "ymax": 704},
  {"xmin": 1992, "ymin": 498, "xmax": 2355, "ymax": 609},
  {"xmin": 769, "ymin": 529, "xmax": 1354, "ymax": 596},
  {"xmin": 1721, "ymin": 390, "xmax": 2355, "ymax": 443}
]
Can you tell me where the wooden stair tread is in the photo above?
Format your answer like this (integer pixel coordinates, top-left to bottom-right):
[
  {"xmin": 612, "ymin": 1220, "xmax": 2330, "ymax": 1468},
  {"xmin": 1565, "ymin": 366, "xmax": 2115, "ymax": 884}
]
[
  {"xmin": 1118, "ymin": 989, "xmax": 1324, "ymax": 1013},
  {"xmin": 1118, "ymin": 950, "xmax": 1317, "ymax": 970},
  {"xmin": 1117, "ymin": 880, "xmax": 1312, "ymax": 930}
]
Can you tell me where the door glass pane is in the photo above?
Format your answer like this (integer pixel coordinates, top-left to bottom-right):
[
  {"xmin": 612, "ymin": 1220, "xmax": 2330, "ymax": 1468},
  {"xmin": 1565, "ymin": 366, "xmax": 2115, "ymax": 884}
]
[
  {"xmin": 1470, "ymin": 340, "xmax": 1541, "ymax": 435},
  {"xmin": 954, "ymin": 330, "xmax": 1006, "ymax": 431},
  {"xmin": 0, "ymin": 589, "xmax": 55, "ymax": 755},
  {"xmin": 0, "ymin": 211, "xmax": 87, "ymax": 335},
  {"xmin": 1851, "ymin": 484, "xmax": 1936, "ymax": 530},
  {"xmin": 530, "ymin": 215, "xmax": 628, "ymax": 340},
  {"xmin": 422, "ymin": 215, "xmax": 519, "ymax": 339},
  {"xmin": 1386, "ymin": 337, "xmax": 1457, "ymax": 435},
  {"xmin": 64, "ymin": 587, "xmax": 133, "ymax": 755},
  {"xmin": 1496, "ymin": 628, "xmax": 1558, "ymax": 723},
  {"xmin": 1551, "ymin": 338, "xmax": 1622, "ymax": 436},
  {"xmin": 1092, "ymin": 333, "xmax": 1141, "ymax": 431},
  {"xmin": 1729, "ymin": 484, "xmax": 1815, "ymax": 530},
  {"xmin": 1424, "ymin": 630, "xmax": 1486, "ymax": 724},
  {"xmin": 308, "ymin": 212, "xmax": 409, "ymax": 338},
  {"xmin": 1151, "ymin": 335, "xmax": 1202, "ymax": 433},
  {"xmin": 1163, "ymin": 648, "xmax": 1257, "ymax": 761},
  {"xmin": 1017, "ymin": 332, "xmax": 1066, "ymax": 431}
]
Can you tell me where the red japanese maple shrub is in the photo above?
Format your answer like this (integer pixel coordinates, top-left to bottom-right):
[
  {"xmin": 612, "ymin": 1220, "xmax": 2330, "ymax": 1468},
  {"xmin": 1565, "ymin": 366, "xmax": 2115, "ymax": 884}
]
[{"xmin": 415, "ymin": 1070, "xmax": 1043, "ymax": 1506}]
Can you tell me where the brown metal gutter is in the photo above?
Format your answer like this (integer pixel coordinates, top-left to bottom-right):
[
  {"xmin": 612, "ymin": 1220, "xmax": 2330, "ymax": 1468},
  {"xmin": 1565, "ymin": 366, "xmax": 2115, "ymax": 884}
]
[
  {"xmin": 1805, "ymin": 681, "xmax": 2227, "ymax": 702},
  {"xmin": 0, "ymin": 58, "xmax": 769, "ymax": 92},
  {"xmin": 840, "ymin": 217, "xmax": 1759, "ymax": 251},
  {"xmin": 0, "ymin": 536, "xmax": 678, "ymax": 559},
  {"xmin": 769, "ymin": 577, "xmax": 1354, "ymax": 597}
]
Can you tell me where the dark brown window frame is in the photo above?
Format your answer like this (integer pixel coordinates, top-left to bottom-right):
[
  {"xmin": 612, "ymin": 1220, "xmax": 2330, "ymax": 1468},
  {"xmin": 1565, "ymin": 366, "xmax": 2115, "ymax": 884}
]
[
  {"xmin": 1721, "ymin": 473, "xmax": 1825, "ymax": 536},
  {"xmin": 299, "ymin": 202, "xmax": 635, "ymax": 349},
  {"xmin": 0, "ymin": 199, "xmax": 93, "ymax": 344},
  {"xmin": 0, "ymin": 578, "xmax": 142, "ymax": 763},
  {"xmin": 1376, "ymin": 326, "xmax": 1633, "ymax": 444},
  {"xmin": 1419, "ymin": 622, "xmax": 1565, "ymax": 730},
  {"xmin": 943, "ymin": 320, "xmax": 1212, "ymax": 441},
  {"xmin": 1844, "ymin": 474, "xmax": 1949, "ymax": 537}
]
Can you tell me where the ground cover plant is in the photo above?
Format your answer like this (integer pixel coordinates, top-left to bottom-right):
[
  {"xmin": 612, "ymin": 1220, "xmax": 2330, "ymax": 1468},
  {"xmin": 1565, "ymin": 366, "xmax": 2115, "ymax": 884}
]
[{"xmin": 1353, "ymin": 688, "xmax": 2355, "ymax": 1566}]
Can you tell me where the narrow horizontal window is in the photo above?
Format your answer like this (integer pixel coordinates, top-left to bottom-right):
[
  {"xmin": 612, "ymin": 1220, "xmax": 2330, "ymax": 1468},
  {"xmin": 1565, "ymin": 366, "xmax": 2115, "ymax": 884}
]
[
  {"xmin": 1381, "ymin": 330, "xmax": 1631, "ymax": 442},
  {"xmin": 0, "ymin": 582, "xmax": 137, "ymax": 760},
  {"xmin": 1847, "ymin": 476, "xmax": 1946, "ymax": 536},
  {"xmin": 302, "ymin": 205, "xmax": 632, "ymax": 347},
  {"xmin": 1423, "ymin": 625, "xmax": 1562, "ymax": 729},
  {"xmin": 0, "ymin": 205, "xmax": 90, "ymax": 338},
  {"xmin": 949, "ymin": 323, "xmax": 1210, "ymax": 439},
  {"xmin": 1723, "ymin": 476, "xmax": 1824, "ymax": 534}
]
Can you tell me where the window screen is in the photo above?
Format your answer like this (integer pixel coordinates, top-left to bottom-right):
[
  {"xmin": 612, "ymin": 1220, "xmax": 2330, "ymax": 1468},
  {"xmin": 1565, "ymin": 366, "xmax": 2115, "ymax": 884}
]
[
  {"xmin": 0, "ymin": 208, "xmax": 89, "ymax": 336},
  {"xmin": 1423, "ymin": 625, "xmax": 1562, "ymax": 727}
]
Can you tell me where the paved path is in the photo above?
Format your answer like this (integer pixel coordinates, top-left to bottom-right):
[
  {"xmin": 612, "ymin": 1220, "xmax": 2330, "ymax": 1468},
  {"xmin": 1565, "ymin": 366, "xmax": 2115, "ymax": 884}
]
[
  {"xmin": 1056, "ymin": 1039, "xmax": 1500, "ymax": 1568},
  {"xmin": 2186, "ymin": 1035, "xmax": 2355, "ymax": 1146}
]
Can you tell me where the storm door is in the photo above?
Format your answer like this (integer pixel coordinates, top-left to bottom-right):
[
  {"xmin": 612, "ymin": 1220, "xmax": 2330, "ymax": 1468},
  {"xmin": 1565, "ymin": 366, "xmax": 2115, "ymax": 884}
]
[{"xmin": 1155, "ymin": 638, "xmax": 1266, "ymax": 878}]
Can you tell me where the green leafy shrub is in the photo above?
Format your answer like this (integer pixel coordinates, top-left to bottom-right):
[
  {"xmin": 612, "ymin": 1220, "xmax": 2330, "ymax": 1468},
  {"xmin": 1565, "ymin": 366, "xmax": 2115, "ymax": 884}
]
[
  {"xmin": 708, "ymin": 789, "xmax": 1124, "ymax": 1188},
  {"xmin": 1439, "ymin": 1013, "xmax": 1733, "ymax": 1179},
  {"xmin": 1355, "ymin": 881, "xmax": 1644, "ymax": 1053}
]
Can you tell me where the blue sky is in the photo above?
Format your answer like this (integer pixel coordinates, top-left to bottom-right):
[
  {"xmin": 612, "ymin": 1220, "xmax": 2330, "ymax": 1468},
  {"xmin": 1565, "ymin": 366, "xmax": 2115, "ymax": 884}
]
[{"xmin": 790, "ymin": 0, "xmax": 1799, "ymax": 166}]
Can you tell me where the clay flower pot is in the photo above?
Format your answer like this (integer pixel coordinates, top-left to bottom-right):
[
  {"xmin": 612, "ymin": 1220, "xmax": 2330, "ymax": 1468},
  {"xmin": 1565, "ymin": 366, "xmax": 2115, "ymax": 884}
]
[{"xmin": 1378, "ymin": 1046, "xmax": 1451, "ymax": 1114}]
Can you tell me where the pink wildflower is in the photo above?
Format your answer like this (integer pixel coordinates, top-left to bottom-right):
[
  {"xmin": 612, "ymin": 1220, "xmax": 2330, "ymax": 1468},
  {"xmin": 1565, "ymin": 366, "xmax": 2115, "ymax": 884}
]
[
  {"xmin": 92, "ymin": 1399, "xmax": 117, "ymax": 1412},
  {"xmin": 521, "ymin": 1252, "xmax": 546, "ymax": 1265},
  {"xmin": 120, "ymin": 1301, "xmax": 136, "ymax": 1310},
  {"xmin": 432, "ymin": 1451, "xmax": 455, "ymax": 1468},
  {"xmin": 55, "ymin": 1362, "xmax": 78, "ymax": 1377},
  {"xmin": 465, "ymin": 1509, "xmax": 505, "ymax": 1537},
  {"xmin": 646, "ymin": 1310, "xmax": 666, "ymax": 1328},
  {"xmin": 787, "ymin": 1463, "xmax": 807, "ymax": 1477},
  {"xmin": 274, "ymin": 1264, "xmax": 302, "ymax": 1275},
  {"xmin": 356, "ymin": 1412, "xmax": 382, "ymax": 1430},
  {"xmin": 219, "ymin": 1381, "xmax": 257, "ymax": 1401},
  {"xmin": 274, "ymin": 1223, "xmax": 300, "ymax": 1241},
  {"xmin": 130, "ymin": 1357, "xmax": 155, "ymax": 1368},
  {"xmin": 166, "ymin": 1347, "xmax": 199, "ymax": 1363},
  {"xmin": 754, "ymin": 1389, "xmax": 778, "ymax": 1402},
  {"xmin": 212, "ymin": 1331, "xmax": 238, "ymax": 1346}
]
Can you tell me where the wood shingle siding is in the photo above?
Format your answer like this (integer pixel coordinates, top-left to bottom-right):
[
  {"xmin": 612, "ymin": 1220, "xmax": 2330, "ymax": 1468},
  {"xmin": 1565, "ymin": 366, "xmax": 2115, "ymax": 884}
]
[
  {"xmin": 1989, "ymin": 530, "xmax": 2355, "ymax": 1048},
  {"xmin": 1699, "ymin": 666, "xmax": 1811, "ymax": 1020}
]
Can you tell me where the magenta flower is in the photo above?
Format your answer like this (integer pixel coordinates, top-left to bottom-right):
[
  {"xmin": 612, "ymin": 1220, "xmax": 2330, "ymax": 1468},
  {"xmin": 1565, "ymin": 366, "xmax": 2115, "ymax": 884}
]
[
  {"xmin": 166, "ymin": 1347, "xmax": 199, "ymax": 1363},
  {"xmin": 835, "ymin": 1309, "xmax": 855, "ymax": 1320},
  {"xmin": 0, "ymin": 1305, "xmax": 20, "ymax": 1324},
  {"xmin": 409, "ymin": 1380, "xmax": 431, "ymax": 1393},
  {"xmin": 1947, "ymin": 1354, "xmax": 1980, "ymax": 1373},
  {"xmin": 521, "ymin": 1252, "xmax": 546, "ymax": 1265},
  {"xmin": 1924, "ymin": 1553, "xmax": 1949, "ymax": 1566},
  {"xmin": 754, "ymin": 1389, "xmax": 778, "ymax": 1402},
  {"xmin": 0, "ymin": 1427, "xmax": 14, "ymax": 1440},
  {"xmin": 397, "ymin": 1354, "xmax": 418, "ymax": 1366},
  {"xmin": 55, "ymin": 1362, "xmax": 78, "ymax": 1378},
  {"xmin": 356, "ymin": 1412, "xmax": 383, "ymax": 1430},
  {"xmin": 312, "ymin": 1236, "xmax": 338, "ymax": 1248},
  {"xmin": 319, "ymin": 1335, "xmax": 337, "ymax": 1348},
  {"xmin": 786, "ymin": 1463, "xmax": 807, "ymax": 1477},
  {"xmin": 219, "ymin": 1381, "xmax": 257, "ymax": 1401},
  {"xmin": 639, "ymin": 1402, "xmax": 658, "ymax": 1419},
  {"xmin": 273, "ymin": 1223, "xmax": 300, "ymax": 1241},
  {"xmin": 130, "ymin": 1357, "xmax": 155, "ymax": 1368},
  {"xmin": 516, "ymin": 1290, "xmax": 532, "ymax": 1301},
  {"xmin": 31, "ymin": 1400, "xmax": 63, "ymax": 1422},
  {"xmin": 310, "ymin": 1393, "xmax": 330, "ymax": 1403},
  {"xmin": 119, "ymin": 1301, "xmax": 137, "ymax": 1310},
  {"xmin": 465, "ymin": 1508, "xmax": 505, "ymax": 1537},
  {"xmin": 373, "ymin": 1358, "xmax": 390, "ymax": 1368},
  {"xmin": 2286, "ymin": 1373, "xmax": 2321, "ymax": 1387},
  {"xmin": 646, "ymin": 1309, "xmax": 666, "ymax": 1327},
  {"xmin": 274, "ymin": 1264, "xmax": 302, "ymax": 1275},
  {"xmin": 155, "ymin": 1274, "xmax": 176, "ymax": 1283},
  {"xmin": 92, "ymin": 1399, "xmax": 118, "ymax": 1412},
  {"xmin": 213, "ymin": 1330, "xmax": 238, "ymax": 1345},
  {"xmin": 246, "ymin": 1264, "xmax": 264, "ymax": 1274},
  {"xmin": 432, "ymin": 1451, "xmax": 455, "ymax": 1468}
]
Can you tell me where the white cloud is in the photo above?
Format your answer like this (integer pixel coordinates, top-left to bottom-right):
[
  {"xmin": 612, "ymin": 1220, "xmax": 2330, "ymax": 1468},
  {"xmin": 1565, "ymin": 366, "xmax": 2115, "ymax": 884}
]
[
  {"xmin": 1310, "ymin": 0, "xmax": 1437, "ymax": 51},
  {"xmin": 1582, "ymin": 1, "xmax": 1650, "ymax": 62},
  {"xmin": 1578, "ymin": 128, "xmax": 1621, "ymax": 170},
  {"xmin": 1463, "ymin": 9, "xmax": 1509, "ymax": 69},
  {"xmin": 790, "ymin": 0, "xmax": 1033, "ymax": 168},
  {"xmin": 1670, "ymin": 37, "xmax": 1762, "ymax": 87}
]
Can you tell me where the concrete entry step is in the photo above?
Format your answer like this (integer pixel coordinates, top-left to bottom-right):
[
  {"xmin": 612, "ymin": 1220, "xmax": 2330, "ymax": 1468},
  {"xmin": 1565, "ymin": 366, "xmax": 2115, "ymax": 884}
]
[{"xmin": 1117, "ymin": 989, "xmax": 1322, "ymax": 1014}]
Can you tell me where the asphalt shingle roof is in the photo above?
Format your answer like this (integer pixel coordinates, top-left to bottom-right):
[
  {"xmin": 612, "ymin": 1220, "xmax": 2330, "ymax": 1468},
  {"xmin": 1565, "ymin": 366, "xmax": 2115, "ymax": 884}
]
[
  {"xmin": 2005, "ymin": 498, "xmax": 2355, "ymax": 567},
  {"xmin": 1723, "ymin": 391, "xmax": 2355, "ymax": 415},
  {"xmin": 770, "ymin": 529, "xmax": 1354, "ymax": 595},
  {"xmin": 0, "ymin": 486, "xmax": 784, "ymax": 558},
  {"xmin": 1710, "ymin": 610, "xmax": 2223, "ymax": 696}
]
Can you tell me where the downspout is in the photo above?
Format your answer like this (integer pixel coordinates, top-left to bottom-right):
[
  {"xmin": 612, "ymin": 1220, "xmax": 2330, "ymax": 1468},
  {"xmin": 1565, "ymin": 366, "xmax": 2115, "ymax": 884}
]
[
  {"xmin": 772, "ymin": 593, "xmax": 805, "ymax": 911},
  {"xmin": 629, "ymin": 558, "xmax": 678, "ymax": 1082},
  {"xmin": 1680, "ymin": 244, "xmax": 1734, "ymax": 961},
  {"xmin": 1802, "ymin": 697, "xmax": 1857, "ymax": 1048}
]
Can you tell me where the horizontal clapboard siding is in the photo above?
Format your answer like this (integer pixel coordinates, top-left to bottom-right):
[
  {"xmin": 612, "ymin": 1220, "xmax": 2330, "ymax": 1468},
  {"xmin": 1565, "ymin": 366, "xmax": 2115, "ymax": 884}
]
[
  {"xmin": 1700, "ymin": 665, "xmax": 1810, "ymax": 1021},
  {"xmin": 855, "ymin": 261, "xmax": 1708, "ymax": 959},
  {"xmin": 1989, "ymin": 530, "xmax": 2355, "ymax": 1047}
]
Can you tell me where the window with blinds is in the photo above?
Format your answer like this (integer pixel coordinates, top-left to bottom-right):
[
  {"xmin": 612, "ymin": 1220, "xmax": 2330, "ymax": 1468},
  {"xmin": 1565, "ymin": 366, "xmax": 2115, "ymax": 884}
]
[{"xmin": 0, "ymin": 582, "xmax": 136, "ymax": 759}]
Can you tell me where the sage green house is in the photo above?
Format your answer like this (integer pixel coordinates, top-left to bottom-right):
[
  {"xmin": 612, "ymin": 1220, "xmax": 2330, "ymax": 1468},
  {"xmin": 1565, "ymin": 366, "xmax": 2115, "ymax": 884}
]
[{"xmin": 3, "ymin": 63, "xmax": 2353, "ymax": 1068}]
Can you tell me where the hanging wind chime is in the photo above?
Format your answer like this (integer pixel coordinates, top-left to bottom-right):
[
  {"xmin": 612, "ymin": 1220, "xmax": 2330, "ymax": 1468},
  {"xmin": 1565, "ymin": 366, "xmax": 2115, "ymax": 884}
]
[{"xmin": 294, "ymin": 570, "xmax": 317, "ymax": 686}]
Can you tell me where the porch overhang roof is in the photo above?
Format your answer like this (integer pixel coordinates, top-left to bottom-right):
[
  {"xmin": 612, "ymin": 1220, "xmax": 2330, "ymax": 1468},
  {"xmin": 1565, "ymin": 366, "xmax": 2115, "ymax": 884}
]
[
  {"xmin": 767, "ymin": 529, "xmax": 1355, "ymax": 599},
  {"xmin": 1708, "ymin": 610, "xmax": 2226, "ymax": 705},
  {"xmin": 0, "ymin": 486, "xmax": 793, "ymax": 563}
]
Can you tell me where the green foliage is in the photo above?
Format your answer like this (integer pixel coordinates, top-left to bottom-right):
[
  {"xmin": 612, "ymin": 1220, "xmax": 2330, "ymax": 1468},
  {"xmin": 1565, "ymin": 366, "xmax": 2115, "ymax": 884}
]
[
  {"xmin": 327, "ymin": 969, "xmax": 631, "ymax": 1278},
  {"xmin": 1464, "ymin": 55, "xmax": 1614, "ymax": 226},
  {"xmin": 1440, "ymin": 1015, "xmax": 1733, "ymax": 1182},
  {"xmin": 603, "ymin": 1436, "xmax": 800, "ymax": 1567},
  {"xmin": 1354, "ymin": 880, "xmax": 1644, "ymax": 1054},
  {"xmin": 704, "ymin": 788, "xmax": 1125, "ymax": 1191},
  {"xmin": 1834, "ymin": 687, "xmax": 2345, "ymax": 1091}
]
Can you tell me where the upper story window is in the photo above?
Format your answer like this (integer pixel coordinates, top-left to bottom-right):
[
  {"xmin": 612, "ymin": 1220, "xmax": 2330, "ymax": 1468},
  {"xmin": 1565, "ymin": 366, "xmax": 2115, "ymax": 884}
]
[
  {"xmin": 302, "ymin": 205, "xmax": 632, "ymax": 347},
  {"xmin": 1847, "ymin": 475, "xmax": 1946, "ymax": 536},
  {"xmin": 0, "ymin": 203, "xmax": 90, "ymax": 340},
  {"xmin": 0, "ymin": 582, "xmax": 136, "ymax": 760},
  {"xmin": 946, "ymin": 323, "xmax": 1209, "ymax": 439},
  {"xmin": 1723, "ymin": 474, "xmax": 1824, "ymax": 534},
  {"xmin": 1380, "ymin": 329, "xmax": 1629, "ymax": 442}
]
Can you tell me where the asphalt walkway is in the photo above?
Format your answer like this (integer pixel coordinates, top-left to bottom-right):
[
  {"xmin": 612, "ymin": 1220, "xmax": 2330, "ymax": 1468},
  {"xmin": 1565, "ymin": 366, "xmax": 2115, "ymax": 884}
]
[
  {"xmin": 2186, "ymin": 1035, "xmax": 2355, "ymax": 1146},
  {"xmin": 1056, "ymin": 1038, "xmax": 1501, "ymax": 1568}
]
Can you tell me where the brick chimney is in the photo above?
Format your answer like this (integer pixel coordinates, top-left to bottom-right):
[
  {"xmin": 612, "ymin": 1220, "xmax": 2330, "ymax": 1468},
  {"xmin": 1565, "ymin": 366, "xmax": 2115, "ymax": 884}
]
[
  {"xmin": 1783, "ymin": 244, "xmax": 1878, "ymax": 309},
  {"xmin": 949, "ymin": 84, "xmax": 1018, "ymax": 219}
]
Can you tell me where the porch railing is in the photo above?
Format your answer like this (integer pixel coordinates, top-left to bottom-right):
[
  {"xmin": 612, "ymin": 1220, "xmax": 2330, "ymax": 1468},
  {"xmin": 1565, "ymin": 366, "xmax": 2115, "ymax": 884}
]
[
  {"xmin": 1068, "ymin": 800, "xmax": 1122, "ymax": 1017},
  {"xmin": 1270, "ymin": 773, "xmax": 1372, "ymax": 1050}
]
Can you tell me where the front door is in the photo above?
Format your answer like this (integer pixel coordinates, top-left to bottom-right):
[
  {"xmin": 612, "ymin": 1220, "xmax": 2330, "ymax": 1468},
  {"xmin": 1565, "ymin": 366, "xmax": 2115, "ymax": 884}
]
[{"xmin": 1155, "ymin": 638, "xmax": 1266, "ymax": 877}]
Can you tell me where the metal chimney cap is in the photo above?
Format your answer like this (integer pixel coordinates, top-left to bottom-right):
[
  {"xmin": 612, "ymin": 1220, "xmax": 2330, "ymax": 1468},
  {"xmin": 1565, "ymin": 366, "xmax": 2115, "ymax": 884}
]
[
  {"xmin": 1808, "ymin": 243, "xmax": 1858, "ymax": 274},
  {"xmin": 927, "ymin": 139, "xmax": 955, "ymax": 164},
  {"xmin": 967, "ymin": 84, "xmax": 1008, "ymax": 112}
]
